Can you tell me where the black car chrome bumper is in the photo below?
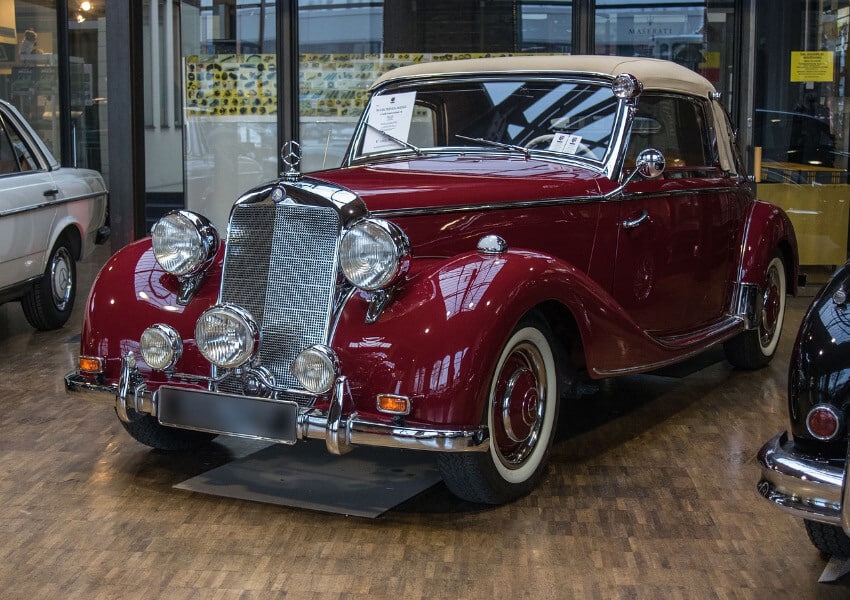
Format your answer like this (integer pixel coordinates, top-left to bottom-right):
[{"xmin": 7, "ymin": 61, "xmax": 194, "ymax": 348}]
[
  {"xmin": 757, "ymin": 431, "xmax": 850, "ymax": 535},
  {"xmin": 65, "ymin": 352, "xmax": 489, "ymax": 456}
]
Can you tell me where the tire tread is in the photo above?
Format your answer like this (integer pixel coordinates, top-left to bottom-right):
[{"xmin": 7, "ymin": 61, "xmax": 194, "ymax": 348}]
[
  {"xmin": 437, "ymin": 312, "xmax": 564, "ymax": 504},
  {"xmin": 120, "ymin": 414, "xmax": 217, "ymax": 451},
  {"xmin": 21, "ymin": 234, "xmax": 76, "ymax": 331},
  {"xmin": 804, "ymin": 519, "xmax": 850, "ymax": 557}
]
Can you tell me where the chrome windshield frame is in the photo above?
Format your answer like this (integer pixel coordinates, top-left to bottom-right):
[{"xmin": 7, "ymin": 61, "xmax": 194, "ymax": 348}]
[{"xmin": 344, "ymin": 72, "xmax": 634, "ymax": 180}]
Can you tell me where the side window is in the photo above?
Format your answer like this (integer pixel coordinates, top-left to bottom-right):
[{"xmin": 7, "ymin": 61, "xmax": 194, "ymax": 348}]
[
  {"xmin": 0, "ymin": 117, "xmax": 19, "ymax": 175},
  {"xmin": 0, "ymin": 115, "xmax": 35, "ymax": 174},
  {"xmin": 408, "ymin": 106, "xmax": 436, "ymax": 148},
  {"xmin": 627, "ymin": 94, "xmax": 714, "ymax": 172},
  {"xmin": 5, "ymin": 123, "xmax": 35, "ymax": 172}
]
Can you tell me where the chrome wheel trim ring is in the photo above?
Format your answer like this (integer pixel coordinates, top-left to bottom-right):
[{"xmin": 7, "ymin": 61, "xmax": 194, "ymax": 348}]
[
  {"xmin": 758, "ymin": 257, "xmax": 786, "ymax": 354},
  {"xmin": 50, "ymin": 246, "xmax": 74, "ymax": 311},
  {"xmin": 489, "ymin": 327, "xmax": 557, "ymax": 484}
]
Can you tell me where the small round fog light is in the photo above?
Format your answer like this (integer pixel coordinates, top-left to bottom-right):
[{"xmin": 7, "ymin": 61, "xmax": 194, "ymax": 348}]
[
  {"xmin": 806, "ymin": 404, "xmax": 842, "ymax": 440},
  {"xmin": 140, "ymin": 324, "xmax": 182, "ymax": 371},
  {"xmin": 291, "ymin": 345, "xmax": 339, "ymax": 394},
  {"xmin": 195, "ymin": 305, "xmax": 259, "ymax": 369}
]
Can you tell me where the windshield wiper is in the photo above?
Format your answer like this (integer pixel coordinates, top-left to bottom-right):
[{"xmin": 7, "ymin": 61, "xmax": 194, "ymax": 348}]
[
  {"xmin": 365, "ymin": 123, "xmax": 423, "ymax": 156},
  {"xmin": 455, "ymin": 134, "xmax": 530, "ymax": 159}
]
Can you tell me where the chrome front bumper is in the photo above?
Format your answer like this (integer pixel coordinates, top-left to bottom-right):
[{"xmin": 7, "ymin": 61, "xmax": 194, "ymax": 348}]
[
  {"xmin": 757, "ymin": 431, "xmax": 850, "ymax": 535},
  {"xmin": 65, "ymin": 353, "xmax": 489, "ymax": 456}
]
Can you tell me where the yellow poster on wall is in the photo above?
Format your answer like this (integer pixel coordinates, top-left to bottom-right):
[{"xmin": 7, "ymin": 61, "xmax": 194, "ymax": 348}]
[
  {"xmin": 185, "ymin": 54, "xmax": 277, "ymax": 117},
  {"xmin": 299, "ymin": 52, "xmax": 530, "ymax": 118},
  {"xmin": 790, "ymin": 51, "xmax": 834, "ymax": 82}
]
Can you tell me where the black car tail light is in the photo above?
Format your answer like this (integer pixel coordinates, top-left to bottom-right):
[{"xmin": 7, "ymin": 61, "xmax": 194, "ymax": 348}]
[{"xmin": 805, "ymin": 404, "xmax": 842, "ymax": 440}]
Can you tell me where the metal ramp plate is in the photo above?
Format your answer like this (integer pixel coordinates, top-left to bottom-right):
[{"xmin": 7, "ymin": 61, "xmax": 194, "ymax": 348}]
[{"xmin": 175, "ymin": 441, "xmax": 442, "ymax": 518}]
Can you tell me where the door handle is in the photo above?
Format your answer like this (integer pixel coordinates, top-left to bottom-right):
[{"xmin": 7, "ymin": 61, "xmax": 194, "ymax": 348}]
[
  {"xmin": 622, "ymin": 209, "xmax": 649, "ymax": 229},
  {"xmin": 43, "ymin": 188, "xmax": 59, "ymax": 197}
]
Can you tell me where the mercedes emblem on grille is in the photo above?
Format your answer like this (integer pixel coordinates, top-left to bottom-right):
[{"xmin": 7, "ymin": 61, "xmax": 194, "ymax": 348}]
[{"xmin": 281, "ymin": 140, "xmax": 302, "ymax": 182}]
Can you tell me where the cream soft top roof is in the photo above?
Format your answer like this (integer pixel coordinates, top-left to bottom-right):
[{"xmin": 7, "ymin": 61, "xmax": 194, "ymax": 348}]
[{"xmin": 370, "ymin": 55, "xmax": 717, "ymax": 98}]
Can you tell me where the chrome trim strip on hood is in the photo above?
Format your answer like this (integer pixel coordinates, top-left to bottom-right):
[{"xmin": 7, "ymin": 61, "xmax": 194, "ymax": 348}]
[{"xmin": 232, "ymin": 176, "xmax": 369, "ymax": 228}]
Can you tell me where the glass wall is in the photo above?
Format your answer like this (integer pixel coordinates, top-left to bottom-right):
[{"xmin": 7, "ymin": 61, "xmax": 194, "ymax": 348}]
[
  {"xmin": 297, "ymin": 0, "xmax": 574, "ymax": 172},
  {"xmin": 595, "ymin": 0, "xmax": 738, "ymax": 114},
  {"xmin": 0, "ymin": 1, "xmax": 107, "ymax": 177},
  {"xmin": 178, "ymin": 0, "xmax": 279, "ymax": 231},
  {"xmin": 133, "ymin": 0, "xmax": 847, "ymax": 268},
  {"xmin": 143, "ymin": 0, "xmax": 183, "ymax": 232},
  {"xmin": 754, "ymin": 0, "xmax": 850, "ymax": 267},
  {"xmin": 68, "ymin": 1, "xmax": 106, "ymax": 173},
  {"xmin": 0, "ymin": 1, "xmax": 59, "ymax": 154}
]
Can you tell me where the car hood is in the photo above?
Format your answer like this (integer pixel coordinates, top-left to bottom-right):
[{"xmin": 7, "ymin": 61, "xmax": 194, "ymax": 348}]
[{"xmin": 311, "ymin": 155, "xmax": 607, "ymax": 212}]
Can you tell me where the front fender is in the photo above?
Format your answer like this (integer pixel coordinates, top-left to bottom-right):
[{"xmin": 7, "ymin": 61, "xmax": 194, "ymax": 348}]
[
  {"xmin": 80, "ymin": 238, "xmax": 223, "ymax": 382},
  {"xmin": 332, "ymin": 249, "xmax": 643, "ymax": 427},
  {"xmin": 741, "ymin": 200, "xmax": 799, "ymax": 293}
]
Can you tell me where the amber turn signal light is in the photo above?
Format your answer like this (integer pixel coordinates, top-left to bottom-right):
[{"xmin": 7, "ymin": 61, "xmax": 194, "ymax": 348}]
[
  {"xmin": 78, "ymin": 356, "xmax": 103, "ymax": 374},
  {"xmin": 377, "ymin": 394, "xmax": 411, "ymax": 415}
]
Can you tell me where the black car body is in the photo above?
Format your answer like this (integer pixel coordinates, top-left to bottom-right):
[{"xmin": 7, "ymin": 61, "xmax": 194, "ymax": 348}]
[{"xmin": 758, "ymin": 260, "xmax": 850, "ymax": 556}]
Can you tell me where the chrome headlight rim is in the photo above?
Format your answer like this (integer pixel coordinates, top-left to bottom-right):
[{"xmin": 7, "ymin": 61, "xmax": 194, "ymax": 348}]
[
  {"xmin": 339, "ymin": 218, "xmax": 411, "ymax": 292},
  {"xmin": 140, "ymin": 324, "xmax": 183, "ymax": 371},
  {"xmin": 151, "ymin": 210, "xmax": 219, "ymax": 278},
  {"xmin": 195, "ymin": 304, "xmax": 260, "ymax": 370},
  {"xmin": 291, "ymin": 344, "xmax": 340, "ymax": 395},
  {"xmin": 806, "ymin": 403, "xmax": 843, "ymax": 441},
  {"xmin": 612, "ymin": 73, "xmax": 643, "ymax": 99}
]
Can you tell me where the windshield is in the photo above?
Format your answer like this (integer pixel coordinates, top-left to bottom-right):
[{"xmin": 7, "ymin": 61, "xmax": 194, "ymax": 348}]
[{"xmin": 350, "ymin": 77, "xmax": 621, "ymax": 163}]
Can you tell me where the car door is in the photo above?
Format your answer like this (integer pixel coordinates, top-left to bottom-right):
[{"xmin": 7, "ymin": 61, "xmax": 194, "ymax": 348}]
[
  {"xmin": 0, "ymin": 108, "xmax": 59, "ymax": 290},
  {"xmin": 612, "ymin": 93, "xmax": 747, "ymax": 336}
]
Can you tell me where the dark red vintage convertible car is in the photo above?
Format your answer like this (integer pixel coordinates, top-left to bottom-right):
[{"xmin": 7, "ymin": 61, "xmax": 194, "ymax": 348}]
[{"xmin": 66, "ymin": 56, "xmax": 797, "ymax": 504}]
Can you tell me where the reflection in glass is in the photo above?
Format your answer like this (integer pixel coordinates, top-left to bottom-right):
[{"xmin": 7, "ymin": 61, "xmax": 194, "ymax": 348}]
[
  {"xmin": 298, "ymin": 1, "xmax": 573, "ymax": 171},
  {"xmin": 180, "ymin": 1, "xmax": 279, "ymax": 231}
]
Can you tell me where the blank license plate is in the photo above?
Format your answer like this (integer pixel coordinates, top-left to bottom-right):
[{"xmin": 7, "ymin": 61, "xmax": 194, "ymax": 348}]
[{"xmin": 157, "ymin": 386, "xmax": 298, "ymax": 444}]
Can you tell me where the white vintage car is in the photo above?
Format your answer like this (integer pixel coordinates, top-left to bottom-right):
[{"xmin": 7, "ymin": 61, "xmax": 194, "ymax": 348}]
[{"xmin": 0, "ymin": 99, "xmax": 108, "ymax": 330}]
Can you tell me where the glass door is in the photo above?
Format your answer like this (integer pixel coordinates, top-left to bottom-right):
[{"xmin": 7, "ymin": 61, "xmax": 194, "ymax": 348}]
[
  {"xmin": 179, "ymin": 0, "xmax": 279, "ymax": 231},
  {"xmin": 754, "ymin": 0, "xmax": 850, "ymax": 267}
]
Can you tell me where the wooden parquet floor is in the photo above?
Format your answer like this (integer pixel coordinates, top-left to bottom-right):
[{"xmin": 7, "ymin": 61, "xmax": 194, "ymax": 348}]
[{"xmin": 1, "ymin": 245, "xmax": 848, "ymax": 599}]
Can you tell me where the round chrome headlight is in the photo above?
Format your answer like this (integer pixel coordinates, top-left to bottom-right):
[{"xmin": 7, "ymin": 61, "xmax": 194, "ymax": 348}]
[
  {"xmin": 151, "ymin": 210, "xmax": 219, "ymax": 277},
  {"xmin": 339, "ymin": 219, "xmax": 410, "ymax": 291},
  {"xmin": 195, "ymin": 305, "xmax": 259, "ymax": 369},
  {"xmin": 140, "ymin": 324, "xmax": 183, "ymax": 371},
  {"xmin": 291, "ymin": 345, "xmax": 339, "ymax": 394}
]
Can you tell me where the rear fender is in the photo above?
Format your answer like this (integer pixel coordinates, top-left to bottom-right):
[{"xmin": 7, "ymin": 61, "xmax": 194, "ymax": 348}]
[
  {"xmin": 47, "ymin": 217, "xmax": 83, "ymax": 260},
  {"xmin": 740, "ymin": 200, "xmax": 799, "ymax": 294}
]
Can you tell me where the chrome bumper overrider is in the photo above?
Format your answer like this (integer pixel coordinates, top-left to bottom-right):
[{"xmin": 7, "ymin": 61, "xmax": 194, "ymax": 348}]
[
  {"xmin": 757, "ymin": 431, "xmax": 850, "ymax": 535},
  {"xmin": 65, "ymin": 353, "xmax": 489, "ymax": 455}
]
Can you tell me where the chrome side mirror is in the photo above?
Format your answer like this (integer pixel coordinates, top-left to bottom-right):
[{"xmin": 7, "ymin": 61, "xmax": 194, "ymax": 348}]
[
  {"xmin": 604, "ymin": 148, "xmax": 666, "ymax": 200},
  {"xmin": 635, "ymin": 148, "xmax": 665, "ymax": 179}
]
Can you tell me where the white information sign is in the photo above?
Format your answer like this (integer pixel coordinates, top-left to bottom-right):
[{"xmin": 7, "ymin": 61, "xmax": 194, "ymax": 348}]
[
  {"xmin": 549, "ymin": 133, "xmax": 583, "ymax": 154},
  {"xmin": 362, "ymin": 92, "xmax": 417, "ymax": 153}
]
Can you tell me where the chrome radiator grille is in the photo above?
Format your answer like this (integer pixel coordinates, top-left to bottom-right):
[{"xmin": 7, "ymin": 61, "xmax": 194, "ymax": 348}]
[{"xmin": 219, "ymin": 201, "xmax": 341, "ymax": 399}]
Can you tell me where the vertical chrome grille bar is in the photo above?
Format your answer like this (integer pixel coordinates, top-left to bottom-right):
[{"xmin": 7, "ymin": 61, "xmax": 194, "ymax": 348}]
[{"xmin": 220, "ymin": 201, "xmax": 341, "ymax": 400}]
